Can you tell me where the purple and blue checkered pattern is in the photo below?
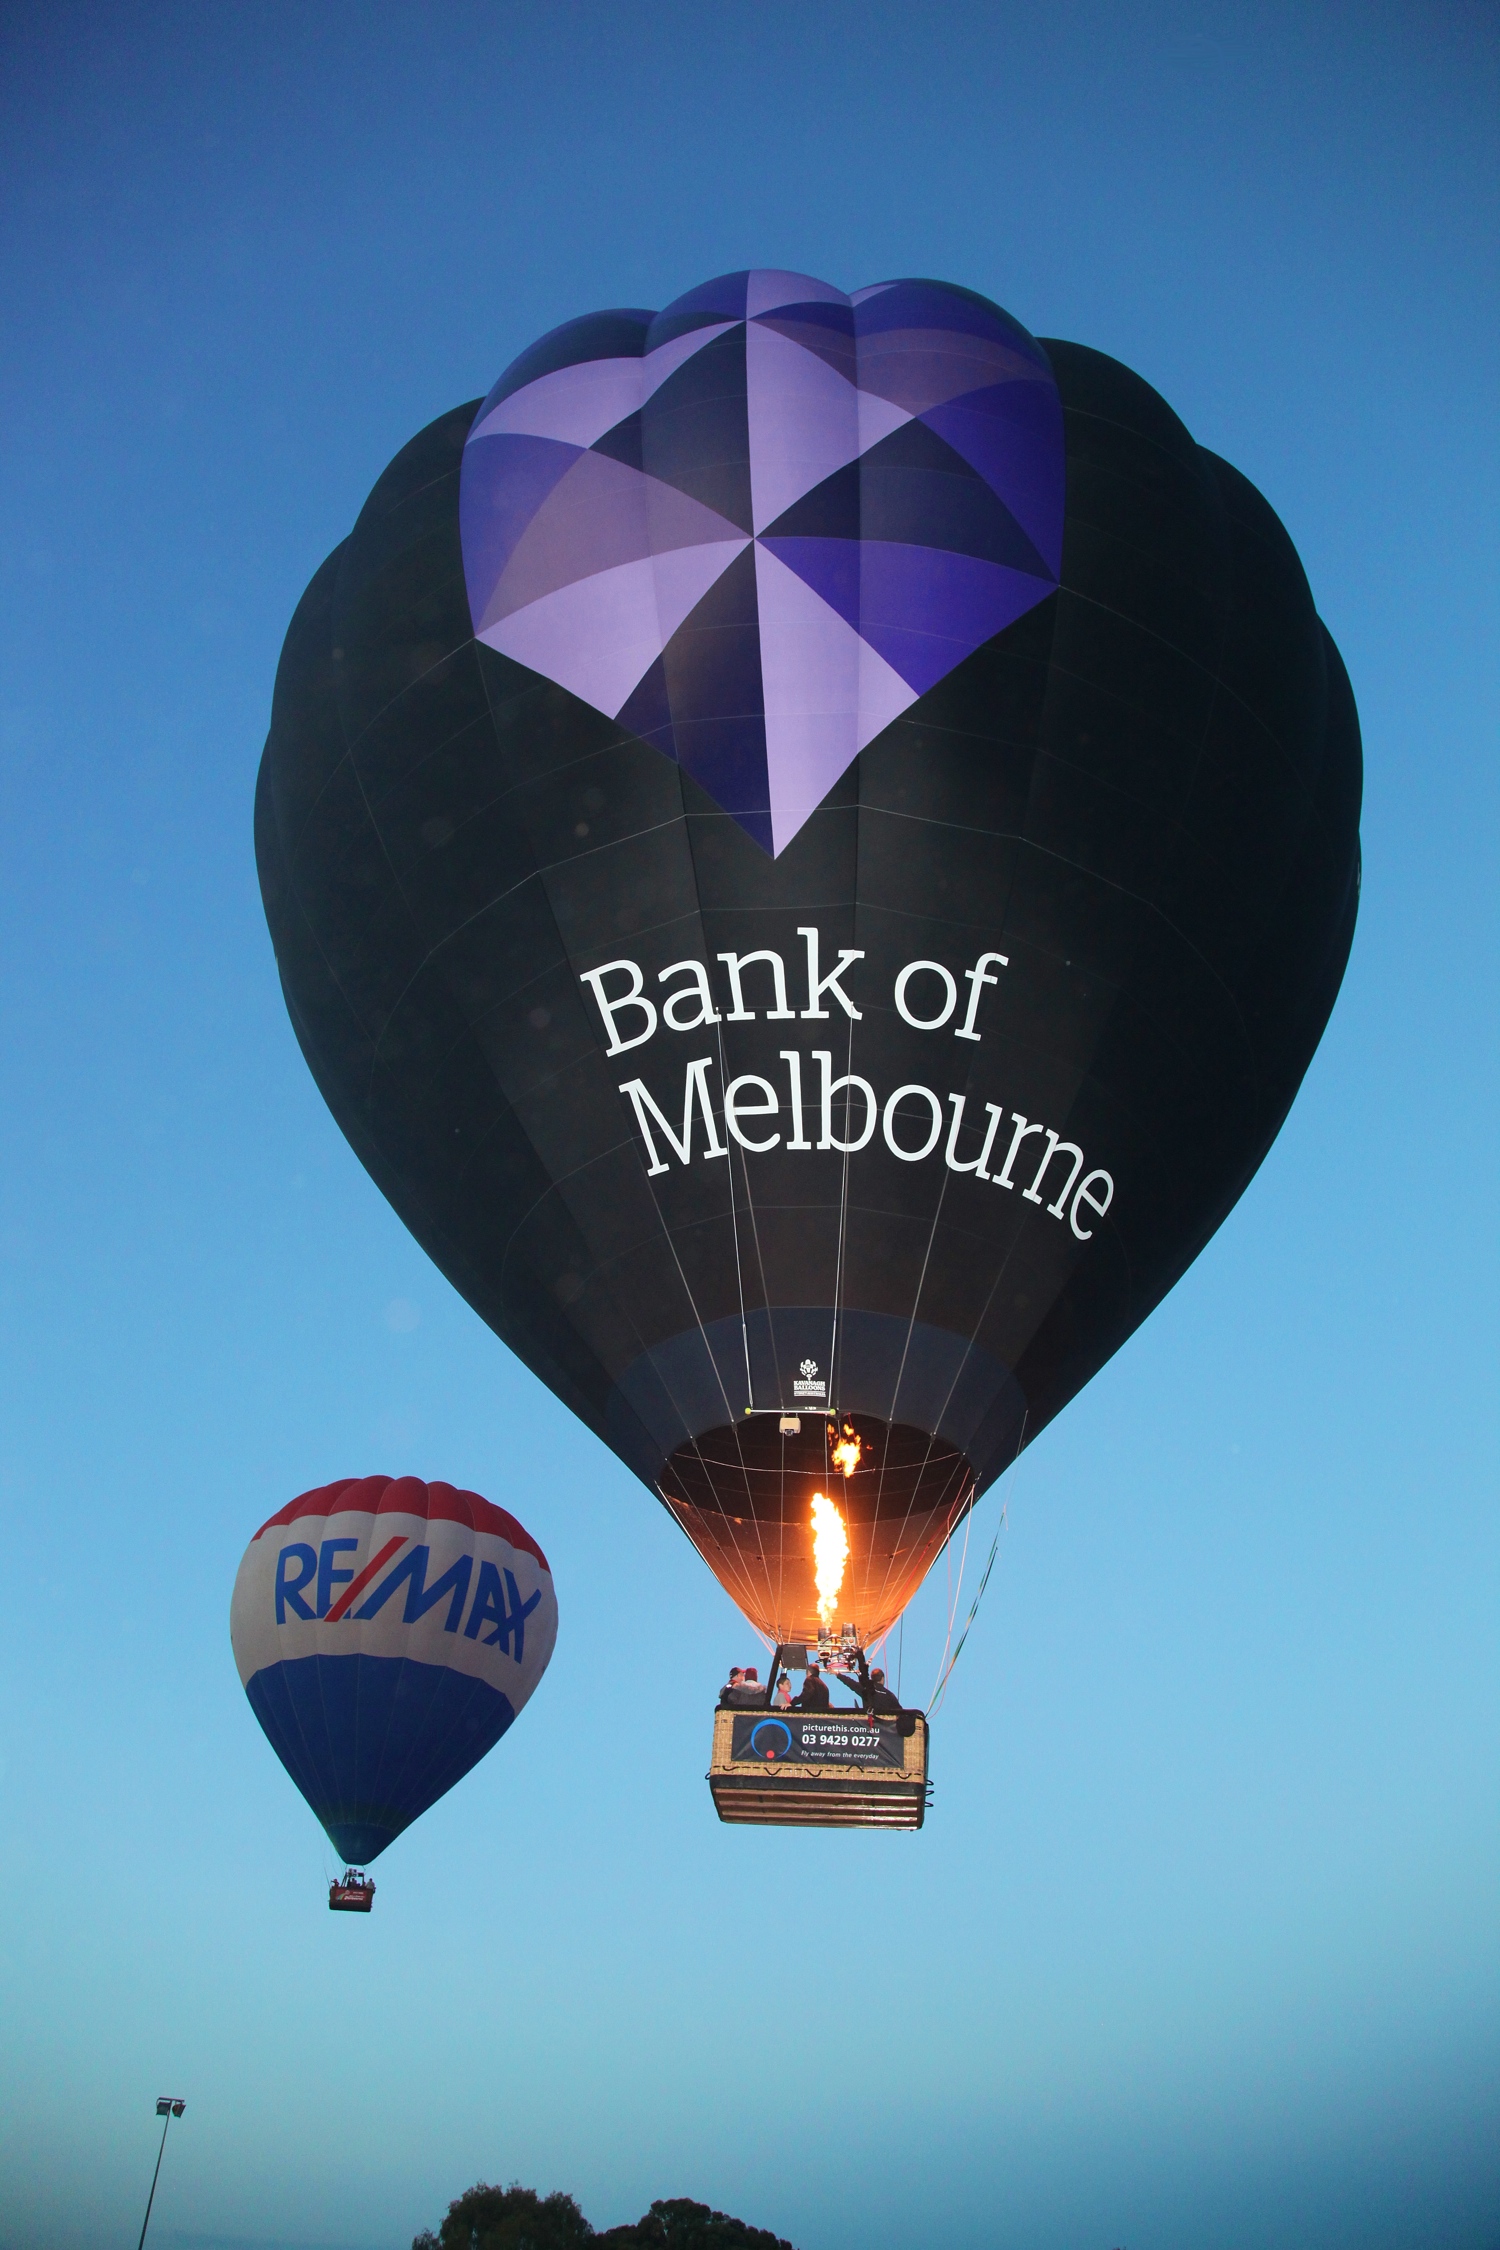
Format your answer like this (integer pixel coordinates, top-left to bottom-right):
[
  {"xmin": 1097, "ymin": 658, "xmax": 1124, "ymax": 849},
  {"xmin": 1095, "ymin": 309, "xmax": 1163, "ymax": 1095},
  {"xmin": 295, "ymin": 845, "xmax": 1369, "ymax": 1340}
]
[{"xmin": 459, "ymin": 270, "xmax": 1064, "ymax": 856}]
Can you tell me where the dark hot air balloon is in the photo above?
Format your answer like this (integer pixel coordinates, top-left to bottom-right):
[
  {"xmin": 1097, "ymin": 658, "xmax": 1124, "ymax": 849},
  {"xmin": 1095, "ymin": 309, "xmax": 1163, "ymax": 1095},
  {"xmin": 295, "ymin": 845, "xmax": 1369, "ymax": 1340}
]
[{"xmin": 255, "ymin": 271, "xmax": 1359, "ymax": 1667}]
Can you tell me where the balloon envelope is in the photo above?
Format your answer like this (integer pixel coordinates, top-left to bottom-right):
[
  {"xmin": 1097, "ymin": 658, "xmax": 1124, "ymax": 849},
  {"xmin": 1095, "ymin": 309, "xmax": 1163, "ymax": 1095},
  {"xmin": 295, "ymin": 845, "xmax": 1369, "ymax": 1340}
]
[
  {"xmin": 255, "ymin": 271, "xmax": 1360, "ymax": 1647},
  {"xmin": 231, "ymin": 1477, "xmax": 556, "ymax": 1861}
]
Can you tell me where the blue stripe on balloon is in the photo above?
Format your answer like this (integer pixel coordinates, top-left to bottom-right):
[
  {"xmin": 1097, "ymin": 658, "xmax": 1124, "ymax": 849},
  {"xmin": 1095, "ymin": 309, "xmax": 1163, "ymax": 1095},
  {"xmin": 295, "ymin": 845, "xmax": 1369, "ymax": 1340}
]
[{"xmin": 245, "ymin": 1653, "xmax": 515, "ymax": 1864}]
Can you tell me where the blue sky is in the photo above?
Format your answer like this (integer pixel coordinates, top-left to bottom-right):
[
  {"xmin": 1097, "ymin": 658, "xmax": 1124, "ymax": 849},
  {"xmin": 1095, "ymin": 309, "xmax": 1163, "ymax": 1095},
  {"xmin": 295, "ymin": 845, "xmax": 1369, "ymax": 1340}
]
[{"xmin": 0, "ymin": 5, "xmax": 1496, "ymax": 2247}]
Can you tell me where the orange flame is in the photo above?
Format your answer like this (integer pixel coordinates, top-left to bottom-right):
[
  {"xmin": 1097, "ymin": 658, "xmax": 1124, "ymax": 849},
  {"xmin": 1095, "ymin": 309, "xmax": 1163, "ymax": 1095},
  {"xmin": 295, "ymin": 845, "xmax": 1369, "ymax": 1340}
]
[
  {"xmin": 830, "ymin": 1420, "xmax": 862, "ymax": 1479},
  {"xmin": 810, "ymin": 1491, "xmax": 849, "ymax": 1627}
]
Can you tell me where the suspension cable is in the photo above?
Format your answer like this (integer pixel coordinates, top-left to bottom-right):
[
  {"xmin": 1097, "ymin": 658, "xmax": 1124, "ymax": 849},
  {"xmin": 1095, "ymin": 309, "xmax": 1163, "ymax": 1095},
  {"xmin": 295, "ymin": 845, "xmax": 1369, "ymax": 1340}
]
[
  {"xmin": 926, "ymin": 1412, "xmax": 1028, "ymax": 1715},
  {"xmin": 928, "ymin": 1503, "xmax": 1007, "ymax": 1716}
]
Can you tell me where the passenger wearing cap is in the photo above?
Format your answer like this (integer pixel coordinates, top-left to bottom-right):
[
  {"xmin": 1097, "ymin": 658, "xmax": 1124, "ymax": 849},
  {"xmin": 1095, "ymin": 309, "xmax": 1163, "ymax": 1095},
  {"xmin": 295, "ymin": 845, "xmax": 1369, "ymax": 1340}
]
[{"xmin": 719, "ymin": 1664, "xmax": 767, "ymax": 1709}]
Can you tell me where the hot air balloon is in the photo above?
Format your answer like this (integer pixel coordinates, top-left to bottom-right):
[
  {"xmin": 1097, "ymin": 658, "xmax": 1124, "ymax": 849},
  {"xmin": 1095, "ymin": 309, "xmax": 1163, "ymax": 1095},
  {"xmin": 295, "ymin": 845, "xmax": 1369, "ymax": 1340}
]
[
  {"xmin": 231, "ymin": 1477, "xmax": 556, "ymax": 1896},
  {"xmin": 254, "ymin": 271, "xmax": 1360, "ymax": 1826}
]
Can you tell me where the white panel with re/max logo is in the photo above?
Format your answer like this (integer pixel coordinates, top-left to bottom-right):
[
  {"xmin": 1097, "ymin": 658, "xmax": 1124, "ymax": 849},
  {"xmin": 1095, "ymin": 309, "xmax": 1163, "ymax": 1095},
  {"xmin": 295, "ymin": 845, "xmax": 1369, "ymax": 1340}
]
[{"xmin": 230, "ymin": 1506, "xmax": 557, "ymax": 1708}]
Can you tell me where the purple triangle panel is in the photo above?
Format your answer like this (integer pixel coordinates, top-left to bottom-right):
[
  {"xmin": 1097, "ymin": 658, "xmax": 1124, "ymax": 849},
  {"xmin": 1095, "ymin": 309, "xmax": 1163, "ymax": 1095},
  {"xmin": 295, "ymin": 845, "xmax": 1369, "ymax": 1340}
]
[
  {"xmin": 654, "ymin": 271, "xmax": 752, "ymax": 324},
  {"xmin": 645, "ymin": 271, "xmax": 751, "ymax": 350},
  {"xmin": 590, "ymin": 408, "xmax": 644, "ymax": 472},
  {"xmin": 630, "ymin": 544, "xmax": 771, "ymax": 848},
  {"xmin": 461, "ymin": 268, "xmax": 1066, "ymax": 855},
  {"xmin": 730, "ymin": 804, "xmax": 775, "ymax": 855},
  {"xmin": 853, "ymin": 280, "xmax": 1052, "ymax": 371},
  {"xmin": 638, "ymin": 325, "xmax": 753, "ymax": 533},
  {"xmin": 855, "ymin": 544, "xmax": 1056, "ymax": 694},
  {"xmin": 759, "ymin": 535, "xmax": 862, "ymax": 636},
  {"xmin": 761, "ymin": 537, "xmax": 1054, "ymax": 695},
  {"xmin": 850, "ymin": 330, "xmax": 1046, "ymax": 420},
  {"xmin": 921, "ymin": 379, "xmax": 1066, "ymax": 579},
  {"xmin": 482, "ymin": 453, "xmax": 743, "ymax": 633},
  {"xmin": 745, "ymin": 270, "xmax": 848, "ymax": 318},
  {"xmin": 616, "ymin": 650, "xmax": 677, "ymax": 765},
  {"xmin": 459, "ymin": 433, "xmax": 583, "ymax": 633},
  {"xmin": 764, "ymin": 415, "xmax": 1051, "ymax": 578},
  {"xmin": 674, "ymin": 712, "xmax": 773, "ymax": 851},
  {"xmin": 479, "ymin": 308, "xmax": 655, "ymax": 416},
  {"xmin": 751, "ymin": 304, "xmax": 859, "ymax": 386}
]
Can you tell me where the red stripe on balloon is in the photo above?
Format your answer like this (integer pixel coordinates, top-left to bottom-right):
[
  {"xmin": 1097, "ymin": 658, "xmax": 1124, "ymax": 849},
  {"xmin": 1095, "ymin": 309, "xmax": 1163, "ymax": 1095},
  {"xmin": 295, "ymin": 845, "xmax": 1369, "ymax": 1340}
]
[
  {"xmin": 250, "ymin": 1477, "xmax": 549, "ymax": 1571},
  {"xmin": 325, "ymin": 1536, "xmax": 406, "ymax": 1622}
]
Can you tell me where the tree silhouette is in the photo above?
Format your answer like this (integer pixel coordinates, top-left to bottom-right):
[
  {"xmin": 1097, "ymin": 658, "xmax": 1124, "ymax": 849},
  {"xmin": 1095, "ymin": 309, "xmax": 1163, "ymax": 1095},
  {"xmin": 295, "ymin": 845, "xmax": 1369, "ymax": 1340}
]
[
  {"xmin": 414, "ymin": 2184, "xmax": 795, "ymax": 2250},
  {"xmin": 597, "ymin": 2197, "xmax": 794, "ymax": 2249},
  {"xmin": 414, "ymin": 2182, "xmax": 594, "ymax": 2250}
]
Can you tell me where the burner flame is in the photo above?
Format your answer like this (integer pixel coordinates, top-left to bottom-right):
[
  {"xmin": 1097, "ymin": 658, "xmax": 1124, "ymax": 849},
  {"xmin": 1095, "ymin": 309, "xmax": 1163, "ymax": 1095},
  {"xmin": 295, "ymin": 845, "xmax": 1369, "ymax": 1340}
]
[
  {"xmin": 830, "ymin": 1420, "xmax": 862, "ymax": 1479},
  {"xmin": 810, "ymin": 1491, "xmax": 849, "ymax": 1627}
]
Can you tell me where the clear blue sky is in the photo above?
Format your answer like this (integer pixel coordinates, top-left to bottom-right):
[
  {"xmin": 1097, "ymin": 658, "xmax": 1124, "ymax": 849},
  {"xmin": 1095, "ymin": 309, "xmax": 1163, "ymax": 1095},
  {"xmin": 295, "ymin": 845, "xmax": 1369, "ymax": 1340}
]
[{"xmin": 0, "ymin": 5, "xmax": 1496, "ymax": 2247}]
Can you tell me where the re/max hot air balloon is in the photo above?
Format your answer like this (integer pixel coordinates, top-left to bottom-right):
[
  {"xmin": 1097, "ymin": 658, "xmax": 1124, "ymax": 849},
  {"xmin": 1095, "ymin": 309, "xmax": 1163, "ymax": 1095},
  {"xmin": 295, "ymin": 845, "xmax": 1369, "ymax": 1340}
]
[
  {"xmin": 231, "ymin": 1477, "xmax": 556, "ymax": 1896},
  {"xmin": 254, "ymin": 271, "xmax": 1360, "ymax": 1826}
]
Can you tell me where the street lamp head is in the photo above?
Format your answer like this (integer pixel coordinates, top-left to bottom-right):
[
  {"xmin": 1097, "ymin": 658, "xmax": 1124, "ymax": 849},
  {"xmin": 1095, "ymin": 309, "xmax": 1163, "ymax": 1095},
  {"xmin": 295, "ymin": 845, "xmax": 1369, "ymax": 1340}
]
[{"xmin": 140, "ymin": 2097, "xmax": 187, "ymax": 2250}]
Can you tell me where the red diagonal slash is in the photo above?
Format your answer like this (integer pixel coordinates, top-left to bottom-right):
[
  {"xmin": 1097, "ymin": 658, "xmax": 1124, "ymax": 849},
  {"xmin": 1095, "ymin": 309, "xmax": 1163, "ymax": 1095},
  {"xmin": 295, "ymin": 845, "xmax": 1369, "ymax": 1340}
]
[{"xmin": 326, "ymin": 1535, "xmax": 406, "ymax": 1622}]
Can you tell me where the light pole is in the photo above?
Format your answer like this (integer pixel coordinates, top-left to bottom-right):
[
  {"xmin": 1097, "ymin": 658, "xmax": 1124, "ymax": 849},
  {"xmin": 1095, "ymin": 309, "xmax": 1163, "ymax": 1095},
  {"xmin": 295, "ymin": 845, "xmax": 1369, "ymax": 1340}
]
[{"xmin": 136, "ymin": 2097, "xmax": 186, "ymax": 2250}]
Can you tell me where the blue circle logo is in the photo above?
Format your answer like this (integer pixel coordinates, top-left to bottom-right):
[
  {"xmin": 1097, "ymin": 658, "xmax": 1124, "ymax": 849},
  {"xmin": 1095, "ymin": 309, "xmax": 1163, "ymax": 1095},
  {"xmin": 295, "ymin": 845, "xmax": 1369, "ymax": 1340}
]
[{"xmin": 748, "ymin": 1718, "xmax": 794, "ymax": 1761}]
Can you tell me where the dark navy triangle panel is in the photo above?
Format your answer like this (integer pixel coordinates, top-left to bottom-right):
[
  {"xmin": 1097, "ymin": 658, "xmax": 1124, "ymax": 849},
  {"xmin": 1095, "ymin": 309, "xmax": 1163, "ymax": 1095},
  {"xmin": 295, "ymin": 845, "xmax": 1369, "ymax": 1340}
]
[
  {"xmin": 754, "ymin": 299, "xmax": 857, "ymax": 338},
  {"xmin": 650, "ymin": 542, "xmax": 770, "ymax": 849},
  {"xmin": 591, "ymin": 408, "xmax": 645, "ymax": 473},
  {"xmin": 855, "ymin": 278, "xmax": 1051, "ymax": 365},
  {"xmin": 483, "ymin": 309, "xmax": 654, "ymax": 413},
  {"xmin": 245, "ymin": 1654, "xmax": 515, "ymax": 1863},
  {"xmin": 764, "ymin": 417, "xmax": 1054, "ymax": 579},
  {"xmin": 762, "ymin": 450, "xmax": 862, "ymax": 541},
  {"xmin": 759, "ymin": 535, "xmax": 1055, "ymax": 697},
  {"xmin": 920, "ymin": 380, "xmax": 1066, "ymax": 579},
  {"xmin": 616, "ymin": 649, "xmax": 677, "ymax": 763},
  {"xmin": 639, "ymin": 325, "xmax": 753, "ymax": 533},
  {"xmin": 651, "ymin": 271, "xmax": 751, "ymax": 326},
  {"xmin": 459, "ymin": 434, "xmax": 583, "ymax": 611},
  {"xmin": 752, "ymin": 304, "xmax": 859, "ymax": 383}
]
